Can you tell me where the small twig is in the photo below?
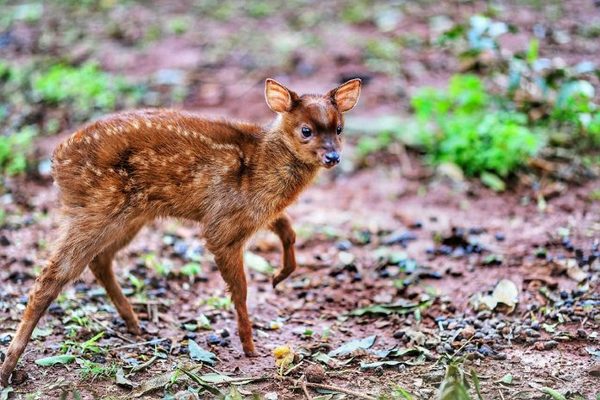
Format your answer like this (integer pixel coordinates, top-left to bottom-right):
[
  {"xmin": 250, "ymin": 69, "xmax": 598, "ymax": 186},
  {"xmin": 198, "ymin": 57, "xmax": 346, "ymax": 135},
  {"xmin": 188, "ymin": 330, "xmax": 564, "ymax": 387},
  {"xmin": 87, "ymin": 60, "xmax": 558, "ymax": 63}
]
[
  {"xmin": 301, "ymin": 377, "xmax": 313, "ymax": 400},
  {"xmin": 304, "ymin": 382, "xmax": 376, "ymax": 400},
  {"xmin": 110, "ymin": 338, "xmax": 168, "ymax": 351},
  {"xmin": 89, "ymin": 316, "xmax": 135, "ymax": 344},
  {"xmin": 126, "ymin": 355, "xmax": 159, "ymax": 373},
  {"xmin": 282, "ymin": 377, "xmax": 375, "ymax": 400},
  {"xmin": 283, "ymin": 360, "xmax": 304, "ymax": 376},
  {"xmin": 498, "ymin": 389, "xmax": 505, "ymax": 400}
]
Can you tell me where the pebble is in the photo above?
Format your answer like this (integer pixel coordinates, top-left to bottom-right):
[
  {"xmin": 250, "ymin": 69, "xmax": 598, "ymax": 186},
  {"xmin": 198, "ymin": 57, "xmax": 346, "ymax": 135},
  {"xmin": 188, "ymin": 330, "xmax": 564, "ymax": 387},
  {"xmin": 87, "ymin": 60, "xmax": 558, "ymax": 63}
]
[
  {"xmin": 393, "ymin": 330, "xmax": 405, "ymax": 339},
  {"xmin": 423, "ymin": 369, "xmax": 445, "ymax": 383},
  {"xmin": 526, "ymin": 329, "xmax": 541, "ymax": 338},
  {"xmin": 534, "ymin": 340, "xmax": 559, "ymax": 351},
  {"xmin": 478, "ymin": 344, "xmax": 495, "ymax": 357},
  {"xmin": 460, "ymin": 325, "xmax": 476, "ymax": 339},
  {"xmin": 207, "ymin": 334, "xmax": 221, "ymax": 345},
  {"xmin": 305, "ymin": 364, "xmax": 326, "ymax": 383},
  {"xmin": 335, "ymin": 240, "xmax": 352, "ymax": 251},
  {"xmin": 0, "ymin": 334, "xmax": 11, "ymax": 345},
  {"xmin": 0, "ymin": 235, "xmax": 10, "ymax": 246}
]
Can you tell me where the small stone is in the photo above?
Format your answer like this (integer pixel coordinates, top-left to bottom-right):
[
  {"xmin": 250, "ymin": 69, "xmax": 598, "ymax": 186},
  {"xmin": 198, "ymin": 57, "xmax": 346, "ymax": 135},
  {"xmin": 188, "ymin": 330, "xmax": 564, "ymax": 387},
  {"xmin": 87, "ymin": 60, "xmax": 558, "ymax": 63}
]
[
  {"xmin": 393, "ymin": 330, "xmax": 405, "ymax": 339},
  {"xmin": 207, "ymin": 334, "xmax": 220, "ymax": 345},
  {"xmin": 534, "ymin": 340, "xmax": 559, "ymax": 351},
  {"xmin": 305, "ymin": 364, "xmax": 326, "ymax": 383},
  {"xmin": 424, "ymin": 369, "xmax": 445, "ymax": 383},
  {"xmin": 335, "ymin": 240, "xmax": 352, "ymax": 251},
  {"xmin": 478, "ymin": 344, "xmax": 495, "ymax": 357},
  {"xmin": 0, "ymin": 235, "xmax": 10, "ymax": 246},
  {"xmin": 460, "ymin": 325, "xmax": 476, "ymax": 339},
  {"xmin": 589, "ymin": 365, "xmax": 600, "ymax": 377},
  {"xmin": 526, "ymin": 329, "xmax": 541, "ymax": 338},
  {"xmin": 0, "ymin": 334, "xmax": 11, "ymax": 345}
]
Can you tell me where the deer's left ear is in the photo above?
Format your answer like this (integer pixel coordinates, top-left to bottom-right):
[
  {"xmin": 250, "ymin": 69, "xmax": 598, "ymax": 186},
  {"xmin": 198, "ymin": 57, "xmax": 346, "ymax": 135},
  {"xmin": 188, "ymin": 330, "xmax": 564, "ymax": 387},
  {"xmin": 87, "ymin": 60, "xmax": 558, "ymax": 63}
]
[{"xmin": 328, "ymin": 78, "xmax": 362, "ymax": 112}]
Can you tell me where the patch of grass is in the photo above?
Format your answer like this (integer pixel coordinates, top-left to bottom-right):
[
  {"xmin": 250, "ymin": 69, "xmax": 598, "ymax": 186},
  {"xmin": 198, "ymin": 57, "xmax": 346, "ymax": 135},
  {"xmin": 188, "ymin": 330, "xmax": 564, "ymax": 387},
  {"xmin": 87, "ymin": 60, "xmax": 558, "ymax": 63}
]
[
  {"xmin": 77, "ymin": 359, "xmax": 118, "ymax": 380},
  {"xmin": 60, "ymin": 331, "xmax": 106, "ymax": 356},
  {"xmin": 142, "ymin": 252, "xmax": 172, "ymax": 277},
  {"xmin": 204, "ymin": 296, "xmax": 232, "ymax": 310},
  {"xmin": 32, "ymin": 62, "xmax": 140, "ymax": 117},
  {"xmin": 0, "ymin": 125, "xmax": 37, "ymax": 176},
  {"xmin": 412, "ymin": 74, "xmax": 541, "ymax": 180}
]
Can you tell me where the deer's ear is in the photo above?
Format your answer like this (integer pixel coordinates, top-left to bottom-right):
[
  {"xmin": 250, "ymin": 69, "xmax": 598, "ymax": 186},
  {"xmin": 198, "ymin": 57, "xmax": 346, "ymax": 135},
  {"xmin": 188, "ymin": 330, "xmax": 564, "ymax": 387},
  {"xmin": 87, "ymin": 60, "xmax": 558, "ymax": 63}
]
[
  {"xmin": 329, "ymin": 79, "xmax": 362, "ymax": 112},
  {"xmin": 265, "ymin": 79, "xmax": 296, "ymax": 113}
]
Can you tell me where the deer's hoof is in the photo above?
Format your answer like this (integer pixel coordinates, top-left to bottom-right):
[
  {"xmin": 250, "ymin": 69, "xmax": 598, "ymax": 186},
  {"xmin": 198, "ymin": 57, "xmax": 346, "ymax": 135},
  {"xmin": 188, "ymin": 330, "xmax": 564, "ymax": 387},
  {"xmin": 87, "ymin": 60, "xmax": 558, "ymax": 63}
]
[{"xmin": 126, "ymin": 323, "xmax": 141, "ymax": 336}]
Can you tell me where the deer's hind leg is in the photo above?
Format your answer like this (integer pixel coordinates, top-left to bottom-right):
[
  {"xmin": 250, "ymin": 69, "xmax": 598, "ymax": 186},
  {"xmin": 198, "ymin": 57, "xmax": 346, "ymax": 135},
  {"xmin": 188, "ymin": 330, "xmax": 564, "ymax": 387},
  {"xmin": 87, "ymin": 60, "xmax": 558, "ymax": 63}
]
[
  {"xmin": 0, "ymin": 217, "xmax": 126, "ymax": 387},
  {"xmin": 89, "ymin": 222, "xmax": 144, "ymax": 335}
]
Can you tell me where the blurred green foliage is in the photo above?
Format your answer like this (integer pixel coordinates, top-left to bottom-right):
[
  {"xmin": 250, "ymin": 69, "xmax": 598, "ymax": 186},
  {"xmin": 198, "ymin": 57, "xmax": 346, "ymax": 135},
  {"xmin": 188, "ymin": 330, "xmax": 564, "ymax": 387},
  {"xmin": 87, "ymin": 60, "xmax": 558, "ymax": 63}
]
[
  {"xmin": 32, "ymin": 62, "xmax": 142, "ymax": 117},
  {"xmin": 412, "ymin": 75, "xmax": 541, "ymax": 180},
  {"xmin": 0, "ymin": 126, "xmax": 37, "ymax": 176},
  {"xmin": 0, "ymin": 61, "xmax": 144, "ymax": 178}
]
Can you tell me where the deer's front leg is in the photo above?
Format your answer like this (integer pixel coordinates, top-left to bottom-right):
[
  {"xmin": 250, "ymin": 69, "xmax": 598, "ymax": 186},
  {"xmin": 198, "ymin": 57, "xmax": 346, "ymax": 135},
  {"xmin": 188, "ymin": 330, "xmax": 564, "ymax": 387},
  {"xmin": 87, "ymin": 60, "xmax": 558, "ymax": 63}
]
[
  {"xmin": 269, "ymin": 214, "xmax": 297, "ymax": 288},
  {"xmin": 213, "ymin": 247, "xmax": 256, "ymax": 356}
]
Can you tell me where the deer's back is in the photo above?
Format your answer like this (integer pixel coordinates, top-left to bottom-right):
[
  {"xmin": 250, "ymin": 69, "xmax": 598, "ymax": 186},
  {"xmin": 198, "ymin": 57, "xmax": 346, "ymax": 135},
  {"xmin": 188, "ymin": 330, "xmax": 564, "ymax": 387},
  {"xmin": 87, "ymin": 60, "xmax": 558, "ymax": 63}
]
[{"xmin": 52, "ymin": 109, "xmax": 263, "ymax": 220}]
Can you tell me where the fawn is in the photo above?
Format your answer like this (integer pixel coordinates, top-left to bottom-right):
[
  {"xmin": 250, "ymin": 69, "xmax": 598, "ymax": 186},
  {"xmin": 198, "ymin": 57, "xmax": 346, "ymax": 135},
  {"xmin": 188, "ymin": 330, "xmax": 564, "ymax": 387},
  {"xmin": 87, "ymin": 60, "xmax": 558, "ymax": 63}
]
[{"xmin": 0, "ymin": 78, "xmax": 361, "ymax": 386}]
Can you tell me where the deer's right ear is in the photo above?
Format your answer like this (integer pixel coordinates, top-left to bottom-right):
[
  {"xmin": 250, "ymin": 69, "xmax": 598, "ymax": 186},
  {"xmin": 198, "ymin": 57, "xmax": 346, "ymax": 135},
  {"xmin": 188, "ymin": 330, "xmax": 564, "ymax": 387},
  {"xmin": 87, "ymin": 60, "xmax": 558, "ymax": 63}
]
[{"xmin": 265, "ymin": 79, "xmax": 296, "ymax": 113}]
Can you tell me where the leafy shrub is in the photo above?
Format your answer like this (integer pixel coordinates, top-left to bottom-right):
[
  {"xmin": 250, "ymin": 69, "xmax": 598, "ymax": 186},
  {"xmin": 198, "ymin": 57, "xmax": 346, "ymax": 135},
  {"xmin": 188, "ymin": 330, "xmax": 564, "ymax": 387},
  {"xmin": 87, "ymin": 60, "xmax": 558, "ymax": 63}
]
[
  {"xmin": 412, "ymin": 75, "xmax": 541, "ymax": 179},
  {"xmin": 0, "ymin": 126, "xmax": 37, "ymax": 176},
  {"xmin": 33, "ymin": 62, "xmax": 138, "ymax": 116}
]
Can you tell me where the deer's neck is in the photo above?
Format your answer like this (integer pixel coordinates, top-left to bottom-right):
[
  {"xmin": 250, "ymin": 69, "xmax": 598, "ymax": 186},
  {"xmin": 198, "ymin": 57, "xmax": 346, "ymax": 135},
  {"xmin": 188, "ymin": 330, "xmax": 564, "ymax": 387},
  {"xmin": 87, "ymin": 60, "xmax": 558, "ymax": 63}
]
[{"xmin": 250, "ymin": 129, "xmax": 319, "ymax": 209}]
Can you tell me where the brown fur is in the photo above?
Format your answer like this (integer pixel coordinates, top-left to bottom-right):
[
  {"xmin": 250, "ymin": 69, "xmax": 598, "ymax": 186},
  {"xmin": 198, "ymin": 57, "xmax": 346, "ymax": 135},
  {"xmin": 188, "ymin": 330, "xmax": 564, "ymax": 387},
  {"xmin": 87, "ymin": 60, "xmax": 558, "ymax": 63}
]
[{"xmin": 0, "ymin": 79, "xmax": 361, "ymax": 386}]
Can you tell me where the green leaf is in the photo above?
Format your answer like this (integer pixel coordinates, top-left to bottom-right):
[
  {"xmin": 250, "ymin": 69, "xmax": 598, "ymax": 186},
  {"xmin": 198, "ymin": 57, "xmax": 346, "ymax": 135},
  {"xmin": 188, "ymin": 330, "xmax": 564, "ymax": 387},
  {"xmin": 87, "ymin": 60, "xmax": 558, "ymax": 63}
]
[
  {"xmin": 1, "ymin": 387, "xmax": 14, "ymax": 400},
  {"xmin": 131, "ymin": 370, "xmax": 177, "ymax": 398},
  {"xmin": 438, "ymin": 364, "xmax": 472, "ymax": 400},
  {"xmin": 360, "ymin": 360, "xmax": 402, "ymax": 369},
  {"xmin": 481, "ymin": 172, "xmax": 506, "ymax": 192},
  {"xmin": 188, "ymin": 339, "xmax": 218, "ymax": 365},
  {"xmin": 541, "ymin": 387, "xmax": 567, "ymax": 400},
  {"xmin": 527, "ymin": 38, "xmax": 539, "ymax": 63},
  {"xmin": 115, "ymin": 368, "xmax": 135, "ymax": 388},
  {"xmin": 31, "ymin": 326, "xmax": 53, "ymax": 340},
  {"xmin": 197, "ymin": 372, "xmax": 257, "ymax": 385},
  {"xmin": 328, "ymin": 335, "xmax": 376, "ymax": 358},
  {"xmin": 244, "ymin": 252, "xmax": 274, "ymax": 275},
  {"xmin": 392, "ymin": 386, "xmax": 415, "ymax": 400},
  {"xmin": 498, "ymin": 373, "xmax": 513, "ymax": 385},
  {"xmin": 35, "ymin": 354, "xmax": 77, "ymax": 366},
  {"xmin": 470, "ymin": 368, "xmax": 484, "ymax": 400}
]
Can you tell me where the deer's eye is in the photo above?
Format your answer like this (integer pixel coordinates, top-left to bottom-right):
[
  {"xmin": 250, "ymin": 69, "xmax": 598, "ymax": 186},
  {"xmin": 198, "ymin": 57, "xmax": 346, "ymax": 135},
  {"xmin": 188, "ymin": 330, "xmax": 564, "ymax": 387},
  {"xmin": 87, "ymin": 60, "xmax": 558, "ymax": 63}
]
[
  {"xmin": 301, "ymin": 127, "xmax": 312, "ymax": 138},
  {"xmin": 336, "ymin": 125, "xmax": 343, "ymax": 135}
]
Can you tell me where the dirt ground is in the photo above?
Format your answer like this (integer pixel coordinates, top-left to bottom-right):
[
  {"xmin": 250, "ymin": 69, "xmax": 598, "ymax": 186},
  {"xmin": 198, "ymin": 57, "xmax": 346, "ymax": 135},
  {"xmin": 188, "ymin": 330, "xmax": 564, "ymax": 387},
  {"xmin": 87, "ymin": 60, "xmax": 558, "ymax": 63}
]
[{"xmin": 1, "ymin": 1, "xmax": 599, "ymax": 399}]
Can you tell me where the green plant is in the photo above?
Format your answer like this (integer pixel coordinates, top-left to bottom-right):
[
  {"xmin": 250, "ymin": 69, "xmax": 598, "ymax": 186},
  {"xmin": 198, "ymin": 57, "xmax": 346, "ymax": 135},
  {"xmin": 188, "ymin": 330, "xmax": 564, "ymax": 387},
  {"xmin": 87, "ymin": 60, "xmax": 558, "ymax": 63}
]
[
  {"xmin": 0, "ymin": 126, "xmax": 37, "ymax": 176},
  {"xmin": 412, "ymin": 74, "xmax": 541, "ymax": 182},
  {"xmin": 143, "ymin": 252, "xmax": 172, "ymax": 277},
  {"xmin": 60, "ymin": 332, "xmax": 106, "ymax": 356},
  {"xmin": 32, "ymin": 62, "xmax": 141, "ymax": 118},
  {"xmin": 78, "ymin": 360, "xmax": 117, "ymax": 380},
  {"xmin": 180, "ymin": 262, "xmax": 202, "ymax": 278},
  {"xmin": 204, "ymin": 296, "xmax": 232, "ymax": 310}
]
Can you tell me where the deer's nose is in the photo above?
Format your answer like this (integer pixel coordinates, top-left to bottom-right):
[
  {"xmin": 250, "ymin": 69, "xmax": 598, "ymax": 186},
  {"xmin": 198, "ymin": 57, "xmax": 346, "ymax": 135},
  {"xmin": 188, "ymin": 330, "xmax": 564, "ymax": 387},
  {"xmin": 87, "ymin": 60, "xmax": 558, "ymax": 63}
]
[{"xmin": 324, "ymin": 151, "xmax": 340, "ymax": 165}]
